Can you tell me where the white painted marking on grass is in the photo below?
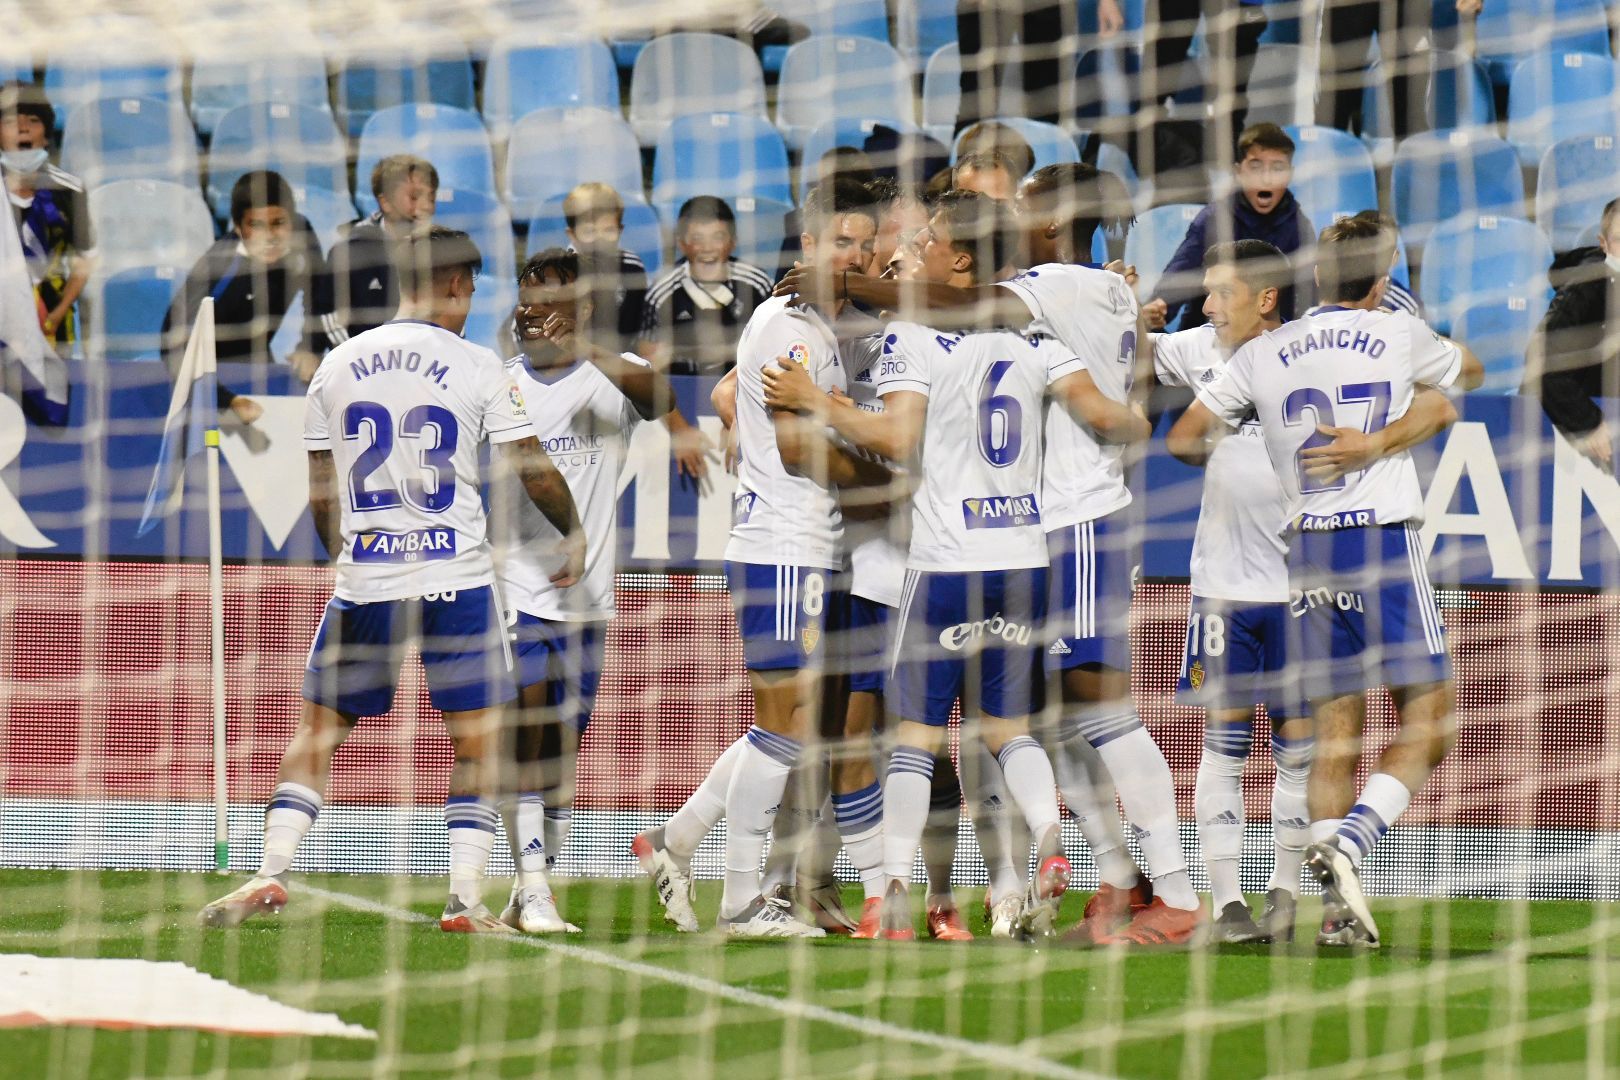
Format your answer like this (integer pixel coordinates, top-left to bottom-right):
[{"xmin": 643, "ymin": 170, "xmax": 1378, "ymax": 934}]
[
  {"xmin": 0, "ymin": 954, "xmax": 374, "ymax": 1039},
  {"xmin": 305, "ymin": 884, "xmax": 1110, "ymax": 1080}
]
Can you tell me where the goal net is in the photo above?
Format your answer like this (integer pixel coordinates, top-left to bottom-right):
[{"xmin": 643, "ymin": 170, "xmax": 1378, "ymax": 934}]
[{"xmin": 2, "ymin": 0, "xmax": 1619, "ymax": 1075}]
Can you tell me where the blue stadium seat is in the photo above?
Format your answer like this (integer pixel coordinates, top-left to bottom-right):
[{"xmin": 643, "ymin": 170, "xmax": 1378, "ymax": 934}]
[
  {"xmin": 760, "ymin": 0, "xmax": 892, "ymax": 73},
  {"xmin": 953, "ymin": 117, "xmax": 1079, "ymax": 171},
  {"xmin": 44, "ymin": 35, "xmax": 182, "ymax": 128},
  {"xmin": 628, "ymin": 33, "xmax": 768, "ymax": 147},
  {"xmin": 1282, "ymin": 125, "xmax": 1379, "ymax": 226},
  {"xmin": 651, "ymin": 113, "xmax": 793, "ymax": 223},
  {"xmin": 1537, "ymin": 135, "xmax": 1620, "ymax": 252},
  {"xmin": 88, "ymin": 180, "xmax": 217, "ymax": 278},
  {"xmin": 433, "ymin": 188, "xmax": 518, "ymax": 291},
  {"xmin": 503, "ymin": 107, "xmax": 643, "ymax": 224},
  {"xmin": 336, "ymin": 45, "xmax": 477, "ymax": 140},
  {"xmin": 1391, "ymin": 130, "xmax": 1525, "ymax": 247},
  {"xmin": 802, "ymin": 117, "xmax": 924, "ymax": 178},
  {"xmin": 354, "ymin": 105, "xmax": 495, "ymax": 215},
  {"xmin": 1417, "ymin": 216, "xmax": 1552, "ymax": 336},
  {"xmin": 895, "ymin": 0, "xmax": 959, "ymax": 68},
  {"xmin": 298, "ymin": 187, "xmax": 360, "ymax": 254},
  {"xmin": 525, "ymin": 194, "xmax": 665, "ymax": 277},
  {"xmin": 206, "ymin": 103, "xmax": 348, "ymax": 221},
  {"xmin": 1124, "ymin": 203, "xmax": 1202, "ymax": 304},
  {"xmin": 60, "ymin": 97, "xmax": 200, "ymax": 190},
  {"xmin": 921, "ymin": 43, "xmax": 961, "ymax": 143},
  {"xmin": 1454, "ymin": 0, "xmax": 1611, "ymax": 88},
  {"xmin": 1427, "ymin": 48, "xmax": 1496, "ymax": 132},
  {"xmin": 1451, "ymin": 296, "xmax": 1549, "ymax": 395},
  {"xmin": 776, "ymin": 37, "xmax": 915, "ymax": 153},
  {"xmin": 1095, "ymin": 140, "xmax": 1149, "ymax": 213},
  {"xmin": 1506, "ymin": 52, "xmax": 1618, "ymax": 168},
  {"xmin": 189, "ymin": 41, "xmax": 330, "ymax": 137},
  {"xmin": 729, "ymin": 195, "xmax": 793, "ymax": 274},
  {"xmin": 481, "ymin": 38, "xmax": 619, "ymax": 138},
  {"xmin": 95, "ymin": 265, "xmax": 183, "ymax": 362}
]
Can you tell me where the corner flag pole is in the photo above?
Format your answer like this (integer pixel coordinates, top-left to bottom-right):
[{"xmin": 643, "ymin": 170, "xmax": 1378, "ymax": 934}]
[{"xmin": 198, "ymin": 299, "xmax": 230, "ymax": 872}]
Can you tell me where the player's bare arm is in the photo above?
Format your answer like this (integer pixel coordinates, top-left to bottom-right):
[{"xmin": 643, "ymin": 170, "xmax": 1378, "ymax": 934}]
[
  {"xmin": 1051, "ymin": 368, "xmax": 1153, "ymax": 445},
  {"xmin": 1166, "ymin": 399, "xmax": 1226, "ymax": 466},
  {"xmin": 770, "ymin": 404, "xmax": 888, "ymax": 490},
  {"xmin": 774, "ymin": 263, "xmax": 1033, "ymax": 331},
  {"xmin": 1300, "ymin": 387, "xmax": 1460, "ymax": 484},
  {"xmin": 1452, "ymin": 342, "xmax": 1485, "ymax": 391},
  {"xmin": 497, "ymin": 435, "xmax": 586, "ymax": 586},
  {"xmin": 762, "ymin": 355, "xmax": 902, "ymax": 462},
  {"xmin": 306, "ymin": 450, "xmax": 341, "ymax": 557}
]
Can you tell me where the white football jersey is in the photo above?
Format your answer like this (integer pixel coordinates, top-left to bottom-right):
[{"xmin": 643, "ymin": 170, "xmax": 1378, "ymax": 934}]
[
  {"xmin": 494, "ymin": 353, "xmax": 645, "ymax": 622},
  {"xmin": 999, "ymin": 262, "xmax": 1138, "ymax": 527},
  {"xmin": 876, "ymin": 321, "xmax": 1080, "ymax": 572},
  {"xmin": 1154, "ymin": 324, "xmax": 1288, "ymax": 603},
  {"xmin": 842, "ymin": 331, "xmax": 907, "ymax": 607},
  {"xmin": 304, "ymin": 320, "xmax": 532, "ymax": 603},
  {"xmin": 725, "ymin": 295, "xmax": 848, "ymax": 569},
  {"xmin": 1197, "ymin": 306, "xmax": 1463, "ymax": 534}
]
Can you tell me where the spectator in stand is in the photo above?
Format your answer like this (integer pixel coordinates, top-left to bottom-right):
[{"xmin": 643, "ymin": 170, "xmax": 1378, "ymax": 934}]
[
  {"xmin": 953, "ymin": 149, "xmax": 1021, "ymax": 202},
  {"xmin": 562, "ymin": 182, "xmax": 647, "ymax": 355},
  {"xmin": 1320, "ymin": 0, "xmax": 1484, "ymax": 140},
  {"xmin": 1143, "ymin": 3, "xmax": 1269, "ymax": 138},
  {"xmin": 0, "ymin": 81, "xmax": 95, "ymax": 351},
  {"xmin": 957, "ymin": 1, "xmax": 1123, "ymax": 128},
  {"xmin": 640, "ymin": 197, "xmax": 774, "ymax": 375},
  {"xmin": 1144, "ymin": 123, "xmax": 1314, "ymax": 331},
  {"xmin": 955, "ymin": 120, "xmax": 1035, "ymax": 181},
  {"xmin": 315, "ymin": 154, "xmax": 437, "ymax": 348},
  {"xmin": 1530, "ymin": 195, "xmax": 1620, "ymax": 470},
  {"xmin": 162, "ymin": 171, "xmax": 328, "ymax": 423}
]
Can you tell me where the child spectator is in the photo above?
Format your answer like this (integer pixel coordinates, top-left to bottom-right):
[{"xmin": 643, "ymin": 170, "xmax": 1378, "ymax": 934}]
[
  {"xmin": 640, "ymin": 197, "xmax": 773, "ymax": 375},
  {"xmin": 563, "ymin": 182, "xmax": 647, "ymax": 355},
  {"xmin": 316, "ymin": 154, "xmax": 437, "ymax": 346}
]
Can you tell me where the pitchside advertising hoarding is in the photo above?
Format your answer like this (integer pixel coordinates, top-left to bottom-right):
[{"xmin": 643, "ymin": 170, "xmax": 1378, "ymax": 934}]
[{"xmin": 1, "ymin": 362, "xmax": 1618, "ymax": 584}]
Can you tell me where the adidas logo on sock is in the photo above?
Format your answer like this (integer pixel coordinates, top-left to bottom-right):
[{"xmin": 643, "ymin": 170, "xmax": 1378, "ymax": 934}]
[
  {"xmin": 1209, "ymin": 810, "xmax": 1241, "ymax": 826},
  {"xmin": 521, "ymin": 837, "xmax": 545, "ymax": 856},
  {"xmin": 1277, "ymin": 817, "xmax": 1309, "ymax": 829},
  {"xmin": 1048, "ymin": 639, "xmax": 1072, "ymax": 656},
  {"xmin": 1131, "ymin": 824, "xmax": 1150, "ymax": 840}
]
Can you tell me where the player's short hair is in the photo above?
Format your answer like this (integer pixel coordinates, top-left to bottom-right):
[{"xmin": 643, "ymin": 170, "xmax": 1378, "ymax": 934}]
[
  {"xmin": 229, "ymin": 170, "xmax": 298, "ymax": 227},
  {"xmin": 1316, "ymin": 217, "xmax": 1388, "ymax": 302},
  {"xmin": 518, "ymin": 247, "xmax": 580, "ymax": 287},
  {"xmin": 955, "ymin": 120, "xmax": 1036, "ymax": 179},
  {"xmin": 932, "ymin": 189, "xmax": 1015, "ymax": 282},
  {"xmin": 369, "ymin": 154, "xmax": 438, "ymax": 202},
  {"xmin": 0, "ymin": 80, "xmax": 54, "ymax": 136},
  {"xmin": 1601, "ymin": 196, "xmax": 1620, "ymax": 238},
  {"xmin": 953, "ymin": 149, "xmax": 1017, "ymax": 190},
  {"xmin": 674, "ymin": 196, "xmax": 736, "ymax": 241},
  {"xmin": 1236, "ymin": 122, "xmax": 1295, "ymax": 162},
  {"xmin": 395, "ymin": 225, "xmax": 483, "ymax": 296},
  {"xmin": 1346, "ymin": 209, "xmax": 1400, "ymax": 271},
  {"xmin": 867, "ymin": 176, "xmax": 931, "ymax": 219},
  {"xmin": 819, "ymin": 145, "xmax": 876, "ymax": 187},
  {"xmin": 563, "ymin": 182, "xmax": 624, "ymax": 229},
  {"xmin": 1203, "ymin": 239, "xmax": 1292, "ymax": 299},
  {"xmin": 800, "ymin": 176, "xmax": 879, "ymax": 236},
  {"xmin": 1021, "ymin": 162, "xmax": 1135, "ymax": 258}
]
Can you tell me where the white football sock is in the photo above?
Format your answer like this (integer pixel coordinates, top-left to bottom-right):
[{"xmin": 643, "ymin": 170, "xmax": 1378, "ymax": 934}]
[
  {"xmin": 498, "ymin": 792, "xmax": 549, "ymax": 893},
  {"xmin": 543, "ymin": 804, "xmax": 571, "ymax": 872},
  {"xmin": 260, "ymin": 781, "xmax": 321, "ymax": 879},
  {"xmin": 1336, "ymin": 772, "xmax": 1412, "ymax": 868},
  {"xmin": 832, "ymin": 782, "xmax": 885, "ymax": 901},
  {"xmin": 1078, "ymin": 715, "xmax": 1189, "ymax": 887},
  {"xmin": 1311, "ymin": 818, "xmax": 1344, "ymax": 845},
  {"xmin": 665, "ymin": 734, "xmax": 747, "ymax": 866},
  {"xmin": 1268, "ymin": 735, "xmax": 1313, "ymax": 895},
  {"xmin": 1196, "ymin": 738, "xmax": 1249, "ymax": 909},
  {"xmin": 995, "ymin": 736, "xmax": 1061, "ymax": 837},
  {"xmin": 445, "ymin": 796, "xmax": 499, "ymax": 907},
  {"xmin": 922, "ymin": 775, "xmax": 961, "ymax": 902},
  {"xmin": 881, "ymin": 747, "xmax": 934, "ymax": 886},
  {"xmin": 720, "ymin": 727, "xmax": 801, "ymax": 919},
  {"xmin": 1052, "ymin": 736, "xmax": 1138, "ymax": 889},
  {"xmin": 761, "ymin": 761, "xmax": 824, "ymax": 894},
  {"xmin": 961, "ymin": 741, "xmax": 1024, "ymax": 902}
]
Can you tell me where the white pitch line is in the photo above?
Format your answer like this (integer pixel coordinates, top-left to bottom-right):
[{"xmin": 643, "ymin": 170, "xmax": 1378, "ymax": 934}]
[{"xmin": 303, "ymin": 884, "xmax": 1112, "ymax": 1080}]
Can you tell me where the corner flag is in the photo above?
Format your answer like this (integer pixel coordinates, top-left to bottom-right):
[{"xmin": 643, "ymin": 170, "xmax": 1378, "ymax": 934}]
[{"xmin": 137, "ymin": 298, "xmax": 219, "ymax": 535}]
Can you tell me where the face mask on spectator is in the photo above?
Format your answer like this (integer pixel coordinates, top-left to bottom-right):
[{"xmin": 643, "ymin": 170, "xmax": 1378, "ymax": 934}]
[
  {"xmin": 1, "ymin": 148, "xmax": 47, "ymax": 174},
  {"xmin": 1605, "ymin": 252, "xmax": 1620, "ymax": 275}
]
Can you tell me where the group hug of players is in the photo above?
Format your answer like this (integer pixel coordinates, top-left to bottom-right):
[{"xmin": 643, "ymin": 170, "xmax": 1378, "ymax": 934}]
[{"xmin": 198, "ymin": 163, "xmax": 1482, "ymax": 949}]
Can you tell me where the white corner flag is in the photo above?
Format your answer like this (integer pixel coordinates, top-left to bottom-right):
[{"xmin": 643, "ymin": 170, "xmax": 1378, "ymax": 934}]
[
  {"xmin": 0, "ymin": 190, "xmax": 68, "ymax": 425},
  {"xmin": 137, "ymin": 298, "xmax": 219, "ymax": 535}
]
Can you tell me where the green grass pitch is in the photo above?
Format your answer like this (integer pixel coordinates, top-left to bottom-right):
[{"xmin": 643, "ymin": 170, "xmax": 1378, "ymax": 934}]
[{"xmin": 0, "ymin": 869, "xmax": 1615, "ymax": 1078}]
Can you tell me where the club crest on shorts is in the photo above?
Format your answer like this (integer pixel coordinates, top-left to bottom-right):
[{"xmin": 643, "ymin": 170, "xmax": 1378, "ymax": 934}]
[
  {"xmin": 801, "ymin": 624, "xmax": 820, "ymax": 655},
  {"xmin": 1188, "ymin": 660, "xmax": 1205, "ymax": 691}
]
